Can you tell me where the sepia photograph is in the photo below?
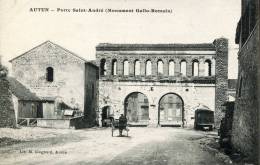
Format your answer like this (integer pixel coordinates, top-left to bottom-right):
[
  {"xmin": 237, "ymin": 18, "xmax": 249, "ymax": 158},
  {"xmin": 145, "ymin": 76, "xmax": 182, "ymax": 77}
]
[{"xmin": 0, "ymin": 0, "xmax": 259, "ymax": 164}]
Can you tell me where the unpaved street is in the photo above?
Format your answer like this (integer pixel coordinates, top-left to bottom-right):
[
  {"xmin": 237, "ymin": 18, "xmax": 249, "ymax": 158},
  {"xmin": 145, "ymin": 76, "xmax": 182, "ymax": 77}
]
[{"xmin": 0, "ymin": 127, "xmax": 229, "ymax": 165}]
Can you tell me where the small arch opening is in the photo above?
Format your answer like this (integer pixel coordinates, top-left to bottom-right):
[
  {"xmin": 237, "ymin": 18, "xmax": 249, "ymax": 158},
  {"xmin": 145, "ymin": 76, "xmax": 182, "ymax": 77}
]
[
  {"xmin": 180, "ymin": 60, "xmax": 187, "ymax": 76},
  {"xmin": 112, "ymin": 59, "xmax": 117, "ymax": 75},
  {"xmin": 169, "ymin": 60, "xmax": 175, "ymax": 76},
  {"xmin": 100, "ymin": 59, "xmax": 107, "ymax": 76},
  {"xmin": 123, "ymin": 60, "xmax": 129, "ymax": 76},
  {"xmin": 134, "ymin": 60, "xmax": 140, "ymax": 76},
  {"xmin": 145, "ymin": 60, "xmax": 152, "ymax": 76},
  {"xmin": 192, "ymin": 60, "xmax": 199, "ymax": 76},
  {"xmin": 157, "ymin": 60, "xmax": 164, "ymax": 75},
  {"xmin": 205, "ymin": 60, "xmax": 212, "ymax": 76}
]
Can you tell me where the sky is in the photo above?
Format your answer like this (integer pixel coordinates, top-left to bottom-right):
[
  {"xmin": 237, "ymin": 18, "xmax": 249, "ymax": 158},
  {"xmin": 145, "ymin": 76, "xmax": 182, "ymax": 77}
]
[{"xmin": 0, "ymin": 0, "xmax": 241, "ymax": 78}]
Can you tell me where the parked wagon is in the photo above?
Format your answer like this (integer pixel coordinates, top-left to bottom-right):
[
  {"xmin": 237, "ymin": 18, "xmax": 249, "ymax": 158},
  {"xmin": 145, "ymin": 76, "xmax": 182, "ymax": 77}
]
[
  {"xmin": 194, "ymin": 109, "xmax": 214, "ymax": 131},
  {"xmin": 111, "ymin": 119, "xmax": 129, "ymax": 137}
]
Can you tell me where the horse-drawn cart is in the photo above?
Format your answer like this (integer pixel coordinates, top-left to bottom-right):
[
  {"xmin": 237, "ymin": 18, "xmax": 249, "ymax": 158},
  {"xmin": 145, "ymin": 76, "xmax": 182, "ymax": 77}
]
[{"xmin": 111, "ymin": 119, "xmax": 129, "ymax": 137}]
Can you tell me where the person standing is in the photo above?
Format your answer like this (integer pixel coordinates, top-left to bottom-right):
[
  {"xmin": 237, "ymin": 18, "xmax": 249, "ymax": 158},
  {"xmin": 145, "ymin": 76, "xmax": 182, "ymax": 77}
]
[{"xmin": 118, "ymin": 114, "xmax": 127, "ymax": 136}]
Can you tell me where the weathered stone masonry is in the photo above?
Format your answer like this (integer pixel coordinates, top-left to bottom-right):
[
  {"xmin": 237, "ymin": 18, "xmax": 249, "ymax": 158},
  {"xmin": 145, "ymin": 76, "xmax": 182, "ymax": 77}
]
[
  {"xmin": 0, "ymin": 66, "xmax": 16, "ymax": 128},
  {"xmin": 232, "ymin": 0, "xmax": 259, "ymax": 163},
  {"xmin": 96, "ymin": 38, "xmax": 228, "ymax": 127}
]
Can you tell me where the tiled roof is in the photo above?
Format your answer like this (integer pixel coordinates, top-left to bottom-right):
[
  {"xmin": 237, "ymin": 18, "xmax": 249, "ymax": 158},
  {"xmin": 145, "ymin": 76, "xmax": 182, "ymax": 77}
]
[{"xmin": 7, "ymin": 77, "xmax": 41, "ymax": 101}]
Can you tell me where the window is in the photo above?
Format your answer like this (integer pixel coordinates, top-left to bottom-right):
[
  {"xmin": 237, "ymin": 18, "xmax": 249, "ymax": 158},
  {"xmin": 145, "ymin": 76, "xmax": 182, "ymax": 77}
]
[
  {"xmin": 192, "ymin": 60, "xmax": 199, "ymax": 76},
  {"xmin": 112, "ymin": 59, "xmax": 117, "ymax": 75},
  {"xmin": 100, "ymin": 59, "xmax": 107, "ymax": 76},
  {"xmin": 157, "ymin": 60, "xmax": 163, "ymax": 75},
  {"xmin": 145, "ymin": 60, "xmax": 152, "ymax": 76},
  {"xmin": 46, "ymin": 67, "xmax": 54, "ymax": 82},
  {"xmin": 180, "ymin": 60, "xmax": 187, "ymax": 76},
  {"xmin": 134, "ymin": 60, "xmax": 140, "ymax": 76},
  {"xmin": 123, "ymin": 60, "xmax": 129, "ymax": 76},
  {"xmin": 169, "ymin": 60, "xmax": 175, "ymax": 76},
  {"xmin": 205, "ymin": 60, "xmax": 212, "ymax": 76}
]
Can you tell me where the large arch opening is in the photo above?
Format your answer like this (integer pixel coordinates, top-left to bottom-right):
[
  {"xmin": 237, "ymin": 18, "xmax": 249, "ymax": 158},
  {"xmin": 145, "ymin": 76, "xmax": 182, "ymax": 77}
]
[
  {"xmin": 158, "ymin": 93, "xmax": 184, "ymax": 126},
  {"xmin": 124, "ymin": 92, "xmax": 149, "ymax": 125}
]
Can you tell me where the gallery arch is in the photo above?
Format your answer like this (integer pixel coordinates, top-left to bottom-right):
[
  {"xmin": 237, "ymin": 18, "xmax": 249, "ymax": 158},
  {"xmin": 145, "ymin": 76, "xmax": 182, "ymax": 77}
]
[
  {"xmin": 111, "ymin": 59, "xmax": 117, "ymax": 75},
  {"xmin": 145, "ymin": 60, "xmax": 152, "ymax": 76},
  {"xmin": 180, "ymin": 60, "xmax": 187, "ymax": 76},
  {"xmin": 205, "ymin": 59, "xmax": 212, "ymax": 76},
  {"xmin": 100, "ymin": 59, "xmax": 107, "ymax": 76},
  {"xmin": 123, "ymin": 60, "xmax": 129, "ymax": 76},
  {"xmin": 124, "ymin": 92, "xmax": 149, "ymax": 124},
  {"xmin": 169, "ymin": 60, "xmax": 175, "ymax": 76},
  {"xmin": 158, "ymin": 93, "xmax": 184, "ymax": 126},
  {"xmin": 157, "ymin": 60, "xmax": 164, "ymax": 75},
  {"xmin": 192, "ymin": 60, "xmax": 199, "ymax": 76}
]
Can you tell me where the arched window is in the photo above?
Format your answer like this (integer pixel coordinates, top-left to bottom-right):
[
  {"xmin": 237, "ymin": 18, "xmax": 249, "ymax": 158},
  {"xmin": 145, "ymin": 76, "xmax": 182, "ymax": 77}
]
[
  {"xmin": 111, "ymin": 59, "xmax": 117, "ymax": 75},
  {"xmin": 46, "ymin": 67, "xmax": 54, "ymax": 82},
  {"xmin": 180, "ymin": 60, "xmax": 187, "ymax": 76},
  {"xmin": 192, "ymin": 60, "xmax": 199, "ymax": 76},
  {"xmin": 157, "ymin": 60, "xmax": 164, "ymax": 75},
  {"xmin": 169, "ymin": 60, "xmax": 175, "ymax": 76},
  {"xmin": 100, "ymin": 59, "xmax": 107, "ymax": 76},
  {"xmin": 205, "ymin": 60, "xmax": 212, "ymax": 76},
  {"xmin": 134, "ymin": 60, "xmax": 140, "ymax": 76},
  {"xmin": 145, "ymin": 60, "xmax": 152, "ymax": 76},
  {"xmin": 123, "ymin": 60, "xmax": 129, "ymax": 76}
]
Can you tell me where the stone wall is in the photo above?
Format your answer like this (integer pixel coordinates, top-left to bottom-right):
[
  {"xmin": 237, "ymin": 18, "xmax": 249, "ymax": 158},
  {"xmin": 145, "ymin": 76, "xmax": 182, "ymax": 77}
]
[
  {"xmin": 232, "ymin": 24, "xmax": 259, "ymax": 162},
  {"xmin": 214, "ymin": 38, "xmax": 229, "ymax": 128},
  {"xmin": 0, "ymin": 76, "xmax": 16, "ymax": 127},
  {"xmin": 98, "ymin": 81, "xmax": 215, "ymax": 127},
  {"xmin": 84, "ymin": 63, "xmax": 99, "ymax": 126}
]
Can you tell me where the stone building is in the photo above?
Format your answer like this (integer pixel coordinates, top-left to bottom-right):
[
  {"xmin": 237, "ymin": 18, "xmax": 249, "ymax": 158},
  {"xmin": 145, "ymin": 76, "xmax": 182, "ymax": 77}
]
[
  {"xmin": 9, "ymin": 41, "xmax": 99, "ymax": 128},
  {"xmin": 232, "ymin": 0, "xmax": 259, "ymax": 163},
  {"xmin": 96, "ymin": 38, "xmax": 228, "ymax": 128}
]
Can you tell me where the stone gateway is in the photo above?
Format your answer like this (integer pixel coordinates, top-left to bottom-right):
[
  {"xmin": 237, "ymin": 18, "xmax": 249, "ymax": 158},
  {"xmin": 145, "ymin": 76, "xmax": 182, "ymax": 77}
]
[{"xmin": 96, "ymin": 38, "xmax": 228, "ymax": 128}]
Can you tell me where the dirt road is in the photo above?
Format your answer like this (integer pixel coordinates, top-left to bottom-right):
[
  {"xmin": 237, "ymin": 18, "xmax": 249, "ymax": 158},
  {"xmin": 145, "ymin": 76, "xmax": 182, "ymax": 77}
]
[{"xmin": 0, "ymin": 127, "xmax": 228, "ymax": 165}]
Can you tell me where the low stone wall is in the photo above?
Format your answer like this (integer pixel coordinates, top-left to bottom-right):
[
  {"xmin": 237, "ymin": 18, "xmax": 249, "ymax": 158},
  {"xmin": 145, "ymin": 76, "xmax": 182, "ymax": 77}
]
[{"xmin": 37, "ymin": 116, "xmax": 84, "ymax": 129}]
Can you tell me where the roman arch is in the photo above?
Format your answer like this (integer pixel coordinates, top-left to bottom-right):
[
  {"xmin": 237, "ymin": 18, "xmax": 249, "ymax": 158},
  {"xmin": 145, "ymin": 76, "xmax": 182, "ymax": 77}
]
[
  {"xmin": 158, "ymin": 93, "xmax": 184, "ymax": 126},
  {"xmin": 96, "ymin": 39, "xmax": 228, "ymax": 127}
]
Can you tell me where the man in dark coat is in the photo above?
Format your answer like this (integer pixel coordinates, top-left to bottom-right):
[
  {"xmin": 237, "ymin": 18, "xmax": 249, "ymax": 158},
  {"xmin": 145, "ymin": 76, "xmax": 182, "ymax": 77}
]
[{"xmin": 118, "ymin": 114, "xmax": 127, "ymax": 136}]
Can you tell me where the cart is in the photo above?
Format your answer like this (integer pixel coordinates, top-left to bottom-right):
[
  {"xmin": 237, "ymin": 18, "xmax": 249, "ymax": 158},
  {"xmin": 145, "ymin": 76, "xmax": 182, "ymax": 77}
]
[{"xmin": 111, "ymin": 119, "xmax": 129, "ymax": 137}]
